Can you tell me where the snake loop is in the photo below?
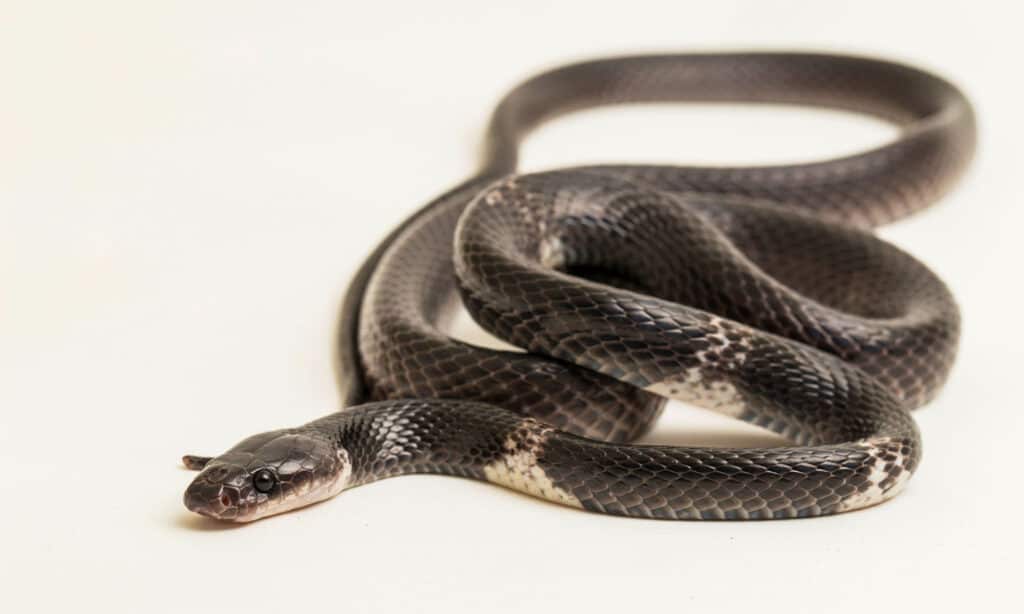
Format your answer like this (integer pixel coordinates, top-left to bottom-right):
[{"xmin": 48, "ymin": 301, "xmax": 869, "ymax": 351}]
[{"xmin": 184, "ymin": 53, "xmax": 974, "ymax": 521}]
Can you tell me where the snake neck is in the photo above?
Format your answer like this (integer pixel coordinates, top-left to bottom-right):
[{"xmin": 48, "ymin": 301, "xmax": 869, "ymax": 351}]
[
  {"xmin": 304, "ymin": 401, "xmax": 526, "ymax": 488},
  {"xmin": 304, "ymin": 401, "xmax": 593, "ymax": 510}
]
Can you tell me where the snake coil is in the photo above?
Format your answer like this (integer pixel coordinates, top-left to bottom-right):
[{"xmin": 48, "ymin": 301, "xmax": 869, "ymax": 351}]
[{"xmin": 184, "ymin": 53, "xmax": 974, "ymax": 522}]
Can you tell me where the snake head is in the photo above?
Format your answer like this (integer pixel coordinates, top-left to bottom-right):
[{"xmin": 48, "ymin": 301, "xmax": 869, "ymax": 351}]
[{"xmin": 183, "ymin": 430, "xmax": 351, "ymax": 522}]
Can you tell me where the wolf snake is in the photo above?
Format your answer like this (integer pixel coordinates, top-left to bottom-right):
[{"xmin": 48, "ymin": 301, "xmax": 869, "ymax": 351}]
[{"xmin": 183, "ymin": 52, "xmax": 974, "ymax": 521}]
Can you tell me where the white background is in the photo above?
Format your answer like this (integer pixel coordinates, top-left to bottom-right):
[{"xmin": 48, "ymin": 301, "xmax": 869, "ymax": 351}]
[{"xmin": 2, "ymin": 1, "xmax": 1021, "ymax": 612}]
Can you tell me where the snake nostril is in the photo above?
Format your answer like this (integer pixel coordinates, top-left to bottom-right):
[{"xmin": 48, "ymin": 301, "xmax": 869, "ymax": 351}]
[{"xmin": 220, "ymin": 493, "xmax": 232, "ymax": 508}]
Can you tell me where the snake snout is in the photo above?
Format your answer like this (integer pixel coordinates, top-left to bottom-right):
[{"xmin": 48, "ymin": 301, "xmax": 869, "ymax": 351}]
[{"xmin": 183, "ymin": 480, "xmax": 241, "ymax": 520}]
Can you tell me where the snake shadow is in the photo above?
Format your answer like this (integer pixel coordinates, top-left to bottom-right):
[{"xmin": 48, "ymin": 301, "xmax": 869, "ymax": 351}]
[{"xmin": 173, "ymin": 513, "xmax": 246, "ymax": 532}]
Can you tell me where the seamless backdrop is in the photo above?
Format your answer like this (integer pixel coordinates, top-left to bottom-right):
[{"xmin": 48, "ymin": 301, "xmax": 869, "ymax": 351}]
[{"xmin": 1, "ymin": 2, "xmax": 1020, "ymax": 613}]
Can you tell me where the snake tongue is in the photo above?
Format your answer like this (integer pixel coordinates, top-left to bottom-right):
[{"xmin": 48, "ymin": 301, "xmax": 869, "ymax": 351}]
[{"xmin": 182, "ymin": 455, "xmax": 213, "ymax": 470}]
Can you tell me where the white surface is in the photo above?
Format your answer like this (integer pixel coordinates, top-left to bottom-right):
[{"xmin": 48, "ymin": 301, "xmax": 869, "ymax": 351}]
[{"xmin": 2, "ymin": 1, "xmax": 1021, "ymax": 612}]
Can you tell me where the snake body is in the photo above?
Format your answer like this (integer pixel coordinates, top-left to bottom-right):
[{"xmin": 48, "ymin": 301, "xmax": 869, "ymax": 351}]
[{"xmin": 183, "ymin": 53, "xmax": 974, "ymax": 522}]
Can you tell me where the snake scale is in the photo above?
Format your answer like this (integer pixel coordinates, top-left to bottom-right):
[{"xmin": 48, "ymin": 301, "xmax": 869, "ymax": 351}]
[{"xmin": 183, "ymin": 53, "xmax": 975, "ymax": 521}]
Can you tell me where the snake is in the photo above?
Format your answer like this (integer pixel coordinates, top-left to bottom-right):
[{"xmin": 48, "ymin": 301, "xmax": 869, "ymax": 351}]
[{"xmin": 182, "ymin": 53, "xmax": 974, "ymax": 522}]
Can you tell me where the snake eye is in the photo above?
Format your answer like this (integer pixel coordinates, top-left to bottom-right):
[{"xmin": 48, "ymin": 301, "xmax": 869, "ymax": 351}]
[{"xmin": 252, "ymin": 469, "xmax": 277, "ymax": 493}]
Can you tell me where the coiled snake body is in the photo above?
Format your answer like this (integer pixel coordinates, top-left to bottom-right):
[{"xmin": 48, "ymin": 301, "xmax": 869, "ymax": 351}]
[{"xmin": 183, "ymin": 53, "xmax": 974, "ymax": 522}]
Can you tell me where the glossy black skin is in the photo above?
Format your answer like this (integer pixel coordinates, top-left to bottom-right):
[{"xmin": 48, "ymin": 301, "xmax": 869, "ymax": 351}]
[
  {"xmin": 456, "ymin": 172, "xmax": 959, "ymax": 408},
  {"xmin": 184, "ymin": 53, "xmax": 973, "ymax": 521},
  {"xmin": 359, "ymin": 54, "xmax": 970, "ymax": 442}
]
